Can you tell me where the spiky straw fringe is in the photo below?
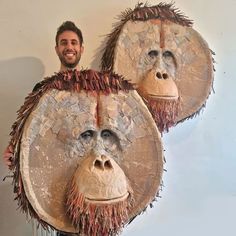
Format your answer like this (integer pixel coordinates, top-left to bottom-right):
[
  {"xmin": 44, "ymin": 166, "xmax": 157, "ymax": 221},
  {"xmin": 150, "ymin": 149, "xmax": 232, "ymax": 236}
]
[
  {"xmin": 101, "ymin": 2, "xmax": 193, "ymax": 71},
  {"xmin": 7, "ymin": 69, "xmax": 134, "ymax": 231},
  {"xmin": 144, "ymin": 97, "xmax": 181, "ymax": 133},
  {"xmin": 66, "ymin": 177, "xmax": 132, "ymax": 236}
]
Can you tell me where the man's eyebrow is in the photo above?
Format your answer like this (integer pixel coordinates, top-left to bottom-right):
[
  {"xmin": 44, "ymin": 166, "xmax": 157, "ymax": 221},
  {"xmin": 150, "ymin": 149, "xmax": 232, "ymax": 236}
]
[
  {"xmin": 60, "ymin": 39, "xmax": 78, "ymax": 42},
  {"xmin": 59, "ymin": 39, "xmax": 68, "ymax": 42}
]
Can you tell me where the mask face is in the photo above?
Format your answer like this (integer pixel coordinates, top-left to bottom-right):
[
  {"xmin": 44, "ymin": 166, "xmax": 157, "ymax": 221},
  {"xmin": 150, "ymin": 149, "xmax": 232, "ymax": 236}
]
[
  {"xmin": 20, "ymin": 89, "xmax": 163, "ymax": 235},
  {"xmin": 102, "ymin": 5, "xmax": 214, "ymax": 133}
]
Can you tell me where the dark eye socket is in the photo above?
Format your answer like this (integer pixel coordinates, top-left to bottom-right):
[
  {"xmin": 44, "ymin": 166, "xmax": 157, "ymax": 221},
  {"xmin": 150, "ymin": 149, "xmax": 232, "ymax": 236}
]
[
  {"xmin": 148, "ymin": 50, "xmax": 159, "ymax": 58},
  {"xmin": 101, "ymin": 129, "xmax": 113, "ymax": 139},
  {"xmin": 163, "ymin": 50, "xmax": 173, "ymax": 58},
  {"xmin": 80, "ymin": 130, "xmax": 94, "ymax": 140}
]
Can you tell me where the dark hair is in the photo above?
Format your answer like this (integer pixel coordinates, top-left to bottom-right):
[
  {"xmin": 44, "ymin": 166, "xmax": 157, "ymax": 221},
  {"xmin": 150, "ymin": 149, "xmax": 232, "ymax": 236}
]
[{"xmin": 55, "ymin": 21, "xmax": 83, "ymax": 46}]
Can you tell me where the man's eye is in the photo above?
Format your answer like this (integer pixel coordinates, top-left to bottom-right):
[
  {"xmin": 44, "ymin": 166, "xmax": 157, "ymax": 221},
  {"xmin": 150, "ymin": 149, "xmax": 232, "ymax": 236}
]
[
  {"xmin": 71, "ymin": 41, "xmax": 78, "ymax": 45},
  {"xmin": 101, "ymin": 130, "xmax": 113, "ymax": 139},
  {"xmin": 80, "ymin": 130, "xmax": 94, "ymax": 140}
]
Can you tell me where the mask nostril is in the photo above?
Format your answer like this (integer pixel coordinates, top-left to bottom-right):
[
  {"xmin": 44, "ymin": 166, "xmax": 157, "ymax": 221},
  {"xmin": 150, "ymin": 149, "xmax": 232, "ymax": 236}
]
[
  {"xmin": 156, "ymin": 72, "xmax": 162, "ymax": 79},
  {"xmin": 94, "ymin": 160, "xmax": 103, "ymax": 170},
  {"xmin": 163, "ymin": 73, "xmax": 168, "ymax": 79},
  {"xmin": 104, "ymin": 160, "xmax": 113, "ymax": 170}
]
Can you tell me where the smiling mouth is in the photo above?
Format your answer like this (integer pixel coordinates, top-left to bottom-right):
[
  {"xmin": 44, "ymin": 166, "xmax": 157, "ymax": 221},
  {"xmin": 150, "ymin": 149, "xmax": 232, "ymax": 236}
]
[
  {"xmin": 64, "ymin": 52, "xmax": 75, "ymax": 57},
  {"xmin": 85, "ymin": 192, "xmax": 129, "ymax": 204}
]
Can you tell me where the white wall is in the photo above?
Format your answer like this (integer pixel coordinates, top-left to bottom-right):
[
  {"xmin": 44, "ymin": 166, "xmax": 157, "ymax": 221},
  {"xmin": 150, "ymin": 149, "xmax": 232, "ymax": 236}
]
[{"xmin": 0, "ymin": 0, "xmax": 235, "ymax": 235}]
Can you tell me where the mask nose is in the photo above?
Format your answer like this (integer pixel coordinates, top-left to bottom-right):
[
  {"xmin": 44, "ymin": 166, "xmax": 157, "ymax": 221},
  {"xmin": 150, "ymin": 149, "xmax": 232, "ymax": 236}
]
[
  {"xmin": 156, "ymin": 71, "xmax": 169, "ymax": 79},
  {"xmin": 93, "ymin": 155, "xmax": 113, "ymax": 171},
  {"xmin": 155, "ymin": 56, "xmax": 169, "ymax": 80}
]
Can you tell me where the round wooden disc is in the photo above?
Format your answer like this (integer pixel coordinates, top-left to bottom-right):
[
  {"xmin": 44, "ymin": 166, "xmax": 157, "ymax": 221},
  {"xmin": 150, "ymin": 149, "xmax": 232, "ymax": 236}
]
[
  {"xmin": 113, "ymin": 19, "xmax": 214, "ymax": 121},
  {"xmin": 20, "ymin": 89, "xmax": 163, "ymax": 232}
]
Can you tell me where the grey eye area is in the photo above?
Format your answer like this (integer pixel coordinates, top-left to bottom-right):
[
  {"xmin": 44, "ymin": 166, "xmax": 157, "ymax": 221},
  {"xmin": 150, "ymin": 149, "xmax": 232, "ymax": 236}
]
[
  {"xmin": 101, "ymin": 129, "xmax": 113, "ymax": 139},
  {"xmin": 163, "ymin": 50, "xmax": 174, "ymax": 58},
  {"xmin": 148, "ymin": 50, "xmax": 159, "ymax": 58},
  {"xmin": 80, "ymin": 130, "xmax": 94, "ymax": 140},
  {"xmin": 100, "ymin": 129, "xmax": 121, "ymax": 153},
  {"xmin": 162, "ymin": 50, "xmax": 177, "ymax": 69}
]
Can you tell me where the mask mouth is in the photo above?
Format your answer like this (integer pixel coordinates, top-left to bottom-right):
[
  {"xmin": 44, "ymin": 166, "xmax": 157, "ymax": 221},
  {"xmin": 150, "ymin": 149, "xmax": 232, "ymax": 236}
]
[
  {"xmin": 148, "ymin": 94, "xmax": 179, "ymax": 100},
  {"xmin": 85, "ymin": 192, "xmax": 130, "ymax": 204}
]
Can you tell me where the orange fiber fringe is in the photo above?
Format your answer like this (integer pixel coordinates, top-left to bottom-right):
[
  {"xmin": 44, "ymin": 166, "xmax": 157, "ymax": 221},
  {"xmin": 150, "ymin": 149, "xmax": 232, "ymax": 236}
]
[
  {"xmin": 145, "ymin": 97, "xmax": 181, "ymax": 133},
  {"xmin": 67, "ymin": 177, "xmax": 132, "ymax": 236}
]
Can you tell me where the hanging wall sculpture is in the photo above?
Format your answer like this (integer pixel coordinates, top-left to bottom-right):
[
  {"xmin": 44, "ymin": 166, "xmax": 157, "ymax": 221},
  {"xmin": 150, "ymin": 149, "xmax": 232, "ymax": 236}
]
[
  {"xmin": 101, "ymin": 2, "xmax": 215, "ymax": 133},
  {"xmin": 7, "ymin": 70, "xmax": 164, "ymax": 236}
]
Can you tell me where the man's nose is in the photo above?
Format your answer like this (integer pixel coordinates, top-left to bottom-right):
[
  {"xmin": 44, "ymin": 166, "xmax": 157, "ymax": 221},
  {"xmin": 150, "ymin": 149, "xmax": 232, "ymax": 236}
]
[{"xmin": 65, "ymin": 42, "xmax": 73, "ymax": 49}]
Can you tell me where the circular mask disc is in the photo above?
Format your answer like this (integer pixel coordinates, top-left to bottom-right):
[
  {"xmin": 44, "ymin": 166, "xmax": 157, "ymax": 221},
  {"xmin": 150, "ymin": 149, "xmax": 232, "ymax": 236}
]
[
  {"xmin": 20, "ymin": 89, "xmax": 163, "ymax": 233},
  {"xmin": 112, "ymin": 19, "xmax": 213, "ymax": 122}
]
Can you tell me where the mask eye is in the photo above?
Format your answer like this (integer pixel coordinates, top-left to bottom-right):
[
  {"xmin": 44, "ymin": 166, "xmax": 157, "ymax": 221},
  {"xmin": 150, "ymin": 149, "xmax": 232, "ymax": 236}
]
[
  {"xmin": 80, "ymin": 130, "xmax": 94, "ymax": 140},
  {"xmin": 162, "ymin": 50, "xmax": 177, "ymax": 69},
  {"xmin": 101, "ymin": 129, "xmax": 113, "ymax": 139},
  {"xmin": 163, "ymin": 50, "xmax": 174, "ymax": 58},
  {"xmin": 148, "ymin": 50, "xmax": 159, "ymax": 58}
]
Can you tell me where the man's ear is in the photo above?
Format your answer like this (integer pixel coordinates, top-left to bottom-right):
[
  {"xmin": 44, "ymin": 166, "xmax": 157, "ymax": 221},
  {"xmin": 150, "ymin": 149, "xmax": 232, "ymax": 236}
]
[
  {"xmin": 55, "ymin": 45, "xmax": 59, "ymax": 56},
  {"xmin": 81, "ymin": 45, "xmax": 84, "ymax": 54}
]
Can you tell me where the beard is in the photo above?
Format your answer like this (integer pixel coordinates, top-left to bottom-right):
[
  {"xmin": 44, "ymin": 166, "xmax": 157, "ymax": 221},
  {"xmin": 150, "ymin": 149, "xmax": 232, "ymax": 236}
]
[
  {"xmin": 58, "ymin": 51, "xmax": 82, "ymax": 69},
  {"xmin": 66, "ymin": 177, "xmax": 133, "ymax": 236},
  {"xmin": 144, "ymin": 96, "xmax": 181, "ymax": 133}
]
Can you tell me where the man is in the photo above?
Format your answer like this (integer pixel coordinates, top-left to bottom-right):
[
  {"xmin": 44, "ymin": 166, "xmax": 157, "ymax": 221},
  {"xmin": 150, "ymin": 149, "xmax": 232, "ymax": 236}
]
[
  {"xmin": 3, "ymin": 21, "xmax": 84, "ymax": 236},
  {"xmin": 55, "ymin": 21, "xmax": 84, "ymax": 72}
]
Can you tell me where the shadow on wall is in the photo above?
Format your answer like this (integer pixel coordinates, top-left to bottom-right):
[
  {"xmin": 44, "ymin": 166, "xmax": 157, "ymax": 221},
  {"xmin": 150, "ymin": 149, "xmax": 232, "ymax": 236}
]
[
  {"xmin": 0, "ymin": 57, "xmax": 45, "ymax": 151},
  {"xmin": 0, "ymin": 183, "xmax": 32, "ymax": 236},
  {"xmin": 0, "ymin": 57, "xmax": 45, "ymax": 236}
]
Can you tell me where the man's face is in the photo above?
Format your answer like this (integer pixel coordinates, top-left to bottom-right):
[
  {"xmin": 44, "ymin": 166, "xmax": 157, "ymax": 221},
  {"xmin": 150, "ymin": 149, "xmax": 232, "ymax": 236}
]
[{"xmin": 55, "ymin": 30, "xmax": 84, "ymax": 69}]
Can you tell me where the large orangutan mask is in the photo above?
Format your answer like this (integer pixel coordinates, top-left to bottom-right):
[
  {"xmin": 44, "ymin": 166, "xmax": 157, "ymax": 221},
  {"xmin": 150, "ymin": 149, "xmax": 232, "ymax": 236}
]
[
  {"xmin": 101, "ymin": 3, "xmax": 214, "ymax": 133},
  {"xmin": 10, "ymin": 70, "xmax": 163, "ymax": 235}
]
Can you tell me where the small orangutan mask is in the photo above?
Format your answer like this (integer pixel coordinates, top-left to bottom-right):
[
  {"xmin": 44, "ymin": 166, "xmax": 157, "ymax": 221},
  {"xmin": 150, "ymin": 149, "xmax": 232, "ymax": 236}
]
[
  {"xmin": 137, "ymin": 68, "xmax": 180, "ymax": 132},
  {"xmin": 14, "ymin": 72, "xmax": 163, "ymax": 236},
  {"xmin": 101, "ymin": 3, "xmax": 214, "ymax": 133}
]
